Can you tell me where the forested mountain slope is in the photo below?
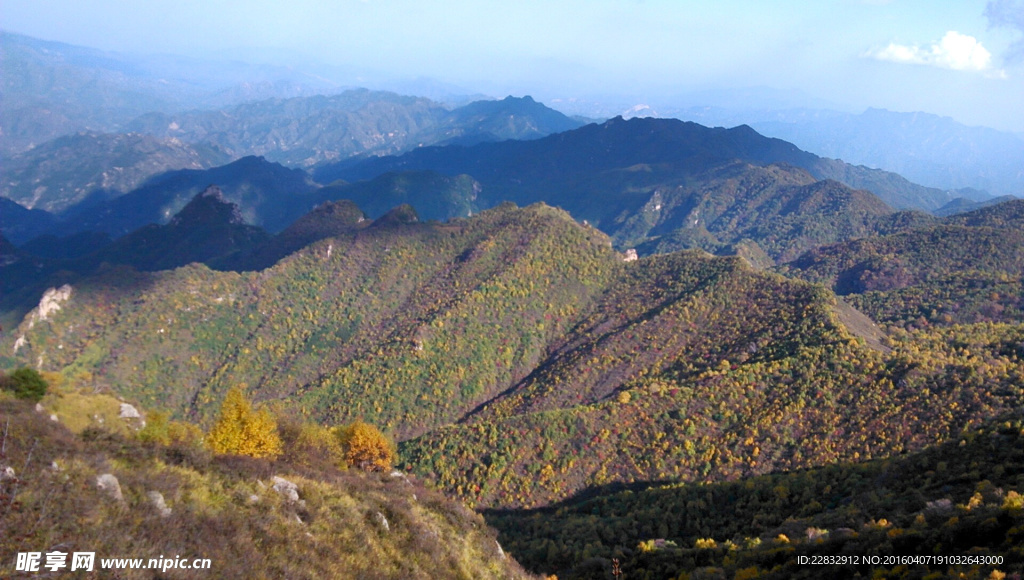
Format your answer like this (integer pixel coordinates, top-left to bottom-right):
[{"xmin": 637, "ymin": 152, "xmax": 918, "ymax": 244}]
[
  {"xmin": 5, "ymin": 202, "xmax": 1022, "ymax": 516},
  {"xmin": 319, "ymin": 115, "xmax": 963, "ymax": 217},
  {"xmin": 781, "ymin": 199, "xmax": 1024, "ymax": 327}
]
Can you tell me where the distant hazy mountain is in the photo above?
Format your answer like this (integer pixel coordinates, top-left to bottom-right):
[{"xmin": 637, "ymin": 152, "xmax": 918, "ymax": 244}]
[
  {"xmin": 933, "ymin": 194, "xmax": 1020, "ymax": 217},
  {"xmin": 439, "ymin": 95, "xmax": 584, "ymax": 143},
  {"xmin": 125, "ymin": 90, "xmax": 448, "ymax": 167},
  {"xmin": 0, "ymin": 31, "xmax": 352, "ymax": 155},
  {"xmin": 317, "ymin": 116, "xmax": 959, "ymax": 238},
  {"xmin": 127, "ymin": 92, "xmax": 584, "ymax": 167},
  {"xmin": 0, "ymin": 31, "xmax": 182, "ymax": 155},
  {"xmin": 62, "ymin": 156, "xmax": 317, "ymax": 237},
  {"xmin": 0, "ymin": 197, "xmax": 58, "ymax": 245},
  {"xmin": 0, "ymin": 131, "xmax": 229, "ymax": 212},
  {"xmin": 749, "ymin": 108, "xmax": 1024, "ymax": 198}
]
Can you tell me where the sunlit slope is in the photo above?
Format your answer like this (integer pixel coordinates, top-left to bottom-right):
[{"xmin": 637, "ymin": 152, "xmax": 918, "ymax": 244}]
[
  {"xmin": 5, "ymin": 203, "xmax": 620, "ymax": 439},
  {"xmin": 400, "ymin": 251, "xmax": 1024, "ymax": 507},
  {"xmin": 782, "ymin": 200, "xmax": 1024, "ymax": 326},
  {"xmin": 7, "ymin": 202, "xmax": 1023, "ymax": 513}
]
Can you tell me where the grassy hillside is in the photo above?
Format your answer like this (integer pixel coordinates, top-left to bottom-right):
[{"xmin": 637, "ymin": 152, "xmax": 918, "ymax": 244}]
[{"xmin": 0, "ymin": 393, "xmax": 533, "ymax": 580}]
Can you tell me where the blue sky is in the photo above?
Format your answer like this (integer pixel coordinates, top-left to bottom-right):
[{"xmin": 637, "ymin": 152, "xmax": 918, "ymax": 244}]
[{"xmin": 3, "ymin": 0, "xmax": 1023, "ymax": 131}]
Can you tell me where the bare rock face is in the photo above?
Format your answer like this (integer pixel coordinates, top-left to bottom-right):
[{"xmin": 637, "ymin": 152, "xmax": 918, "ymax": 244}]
[
  {"xmin": 27, "ymin": 285, "xmax": 73, "ymax": 329},
  {"xmin": 271, "ymin": 476, "xmax": 299, "ymax": 502},
  {"xmin": 37, "ymin": 284, "xmax": 73, "ymax": 322},
  {"xmin": 623, "ymin": 249, "xmax": 638, "ymax": 262},
  {"xmin": 96, "ymin": 473, "xmax": 124, "ymax": 502}
]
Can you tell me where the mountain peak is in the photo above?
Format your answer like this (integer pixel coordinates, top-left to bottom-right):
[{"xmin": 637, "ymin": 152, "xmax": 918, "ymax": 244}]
[
  {"xmin": 371, "ymin": 204, "xmax": 420, "ymax": 227},
  {"xmin": 169, "ymin": 185, "xmax": 245, "ymax": 228}
]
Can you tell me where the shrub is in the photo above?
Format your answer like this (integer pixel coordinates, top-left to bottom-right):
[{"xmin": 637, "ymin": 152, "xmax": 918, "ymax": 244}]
[
  {"xmin": 1, "ymin": 367, "xmax": 48, "ymax": 402},
  {"xmin": 279, "ymin": 418, "xmax": 346, "ymax": 469},
  {"xmin": 206, "ymin": 387, "xmax": 282, "ymax": 458},
  {"xmin": 335, "ymin": 421, "xmax": 396, "ymax": 471}
]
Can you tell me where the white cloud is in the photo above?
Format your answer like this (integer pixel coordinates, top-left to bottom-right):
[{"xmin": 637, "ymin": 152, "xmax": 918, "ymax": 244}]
[{"xmin": 870, "ymin": 31, "xmax": 1003, "ymax": 75}]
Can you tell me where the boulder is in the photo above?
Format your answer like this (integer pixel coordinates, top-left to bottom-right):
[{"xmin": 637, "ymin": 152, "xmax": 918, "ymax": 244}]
[
  {"xmin": 96, "ymin": 473, "xmax": 124, "ymax": 502},
  {"xmin": 271, "ymin": 476, "xmax": 299, "ymax": 502},
  {"xmin": 147, "ymin": 491, "xmax": 172, "ymax": 517},
  {"xmin": 374, "ymin": 511, "xmax": 390, "ymax": 532},
  {"xmin": 119, "ymin": 403, "xmax": 142, "ymax": 419}
]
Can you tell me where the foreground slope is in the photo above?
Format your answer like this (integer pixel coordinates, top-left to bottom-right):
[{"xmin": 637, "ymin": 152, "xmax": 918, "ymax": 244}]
[{"xmin": 0, "ymin": 395, "xmax": 533, "ymax": 580}]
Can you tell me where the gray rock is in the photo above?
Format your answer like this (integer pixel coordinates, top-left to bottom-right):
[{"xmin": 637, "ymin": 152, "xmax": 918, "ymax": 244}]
[
  {"xmin": 271, "ymin": 476, "xmax": 299, "ymax": 502},
  {"xmin": 96, "ymin": 473, "xmax": 123, "ymax": 502},
  {"xmin": 0, "ymin": 465, "xmax": 15, "ymax": 481},
  {"xmin": 147, "ymin": 491, "xmax": 172, "ymax": 517},
  {"xmin": 119, "ymin": 403, "xmax": 142, "ymax": 419},
  {"xmin": 374, "ymin": 511, "xmax": 390, "ymax": 532}
]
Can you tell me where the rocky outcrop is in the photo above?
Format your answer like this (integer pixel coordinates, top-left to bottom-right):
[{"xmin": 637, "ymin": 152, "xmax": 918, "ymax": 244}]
[{"xmin": 32, "ymin": 285, "xmax": 72, "ymax": 326}]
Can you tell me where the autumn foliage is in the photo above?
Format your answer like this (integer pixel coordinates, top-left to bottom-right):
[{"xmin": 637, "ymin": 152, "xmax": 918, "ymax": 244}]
[
  {"xmin": 206, "ymin": 387, "xmax": 282, "ymax": 458},
  {"xmin": 335, "ymin": 420, "xmax": 396, "ymax": 471}
]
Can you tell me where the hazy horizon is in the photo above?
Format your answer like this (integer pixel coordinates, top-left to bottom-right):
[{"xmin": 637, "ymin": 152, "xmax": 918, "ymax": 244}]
[{"xmin": 3, "ymin": 0, "xmax": 1024, "ymax": 132}]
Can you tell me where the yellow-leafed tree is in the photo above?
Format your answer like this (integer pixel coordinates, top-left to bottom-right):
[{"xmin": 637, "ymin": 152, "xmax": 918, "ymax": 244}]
[
  {"xmin": 335, "ymin": 420, "xmax": 396, "ymax": 471},
  {"xmin": 206, "ymin": 387, "xmax": 282, "ymax": 458}
]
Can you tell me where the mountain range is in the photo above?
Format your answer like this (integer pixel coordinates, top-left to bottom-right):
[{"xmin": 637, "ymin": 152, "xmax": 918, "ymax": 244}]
[
  {"xmin": 4, "ymin": 192, "xmax": 1021, "ymax": 519},
  {"xmin": 751, "ymin": 107, "xmax": 1024, "ymax": 198},
  {"xmin": 2, "ymin": 33, "xmax": 1023, "ymax": 577}
]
